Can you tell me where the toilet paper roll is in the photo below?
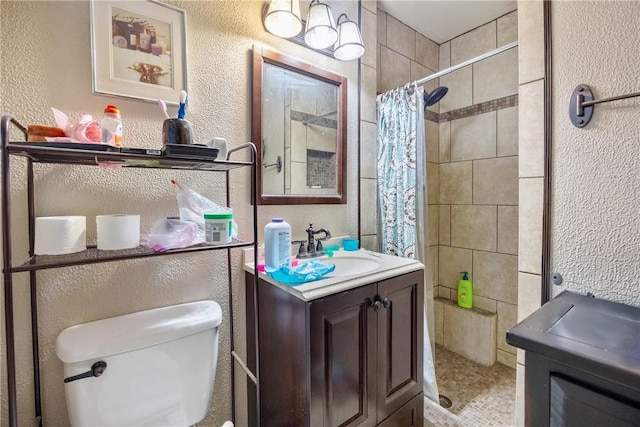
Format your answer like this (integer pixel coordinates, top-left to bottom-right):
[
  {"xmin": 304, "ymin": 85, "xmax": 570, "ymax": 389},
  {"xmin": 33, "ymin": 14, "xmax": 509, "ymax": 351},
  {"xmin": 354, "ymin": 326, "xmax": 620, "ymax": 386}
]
[
  {"xmin": 96, "ymin": 214, "xmax": 140, "ymax": 250},
  {"xmin": 35, "ymin": 216, "xmax": 87, "ymax": 255}
]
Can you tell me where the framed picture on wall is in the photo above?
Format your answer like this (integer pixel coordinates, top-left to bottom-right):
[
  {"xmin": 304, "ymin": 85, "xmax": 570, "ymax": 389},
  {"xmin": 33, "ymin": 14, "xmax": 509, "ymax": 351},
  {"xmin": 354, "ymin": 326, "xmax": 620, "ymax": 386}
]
[{"xmin": 90, "ymin": 0, "xmax": 187, "ymax": 105}]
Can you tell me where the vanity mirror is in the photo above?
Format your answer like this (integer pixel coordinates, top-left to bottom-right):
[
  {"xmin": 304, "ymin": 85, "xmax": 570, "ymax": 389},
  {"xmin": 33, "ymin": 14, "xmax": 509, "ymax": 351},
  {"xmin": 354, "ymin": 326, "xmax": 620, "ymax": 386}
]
[{"xmin": 252, "ymin": 47, "xmax": 347, "ymax": 204}]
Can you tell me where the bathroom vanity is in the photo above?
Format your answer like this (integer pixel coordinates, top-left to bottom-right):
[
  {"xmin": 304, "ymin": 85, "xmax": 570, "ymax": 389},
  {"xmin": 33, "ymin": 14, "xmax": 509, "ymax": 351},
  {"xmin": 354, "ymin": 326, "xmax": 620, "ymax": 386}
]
[{"xmin": 244, "ymin": 251, "xmax": 425, "ymax": 426}]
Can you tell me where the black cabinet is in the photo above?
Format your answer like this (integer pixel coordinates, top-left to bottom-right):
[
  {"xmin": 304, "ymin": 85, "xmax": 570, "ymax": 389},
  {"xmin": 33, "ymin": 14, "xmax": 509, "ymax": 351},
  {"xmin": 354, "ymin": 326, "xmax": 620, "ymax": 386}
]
[
  {"xmin": 507, "ymin": 291, "xmax": 640, "ymax": 427},
  {"xmin": 246, "ymin": 269, "xmax": 424, "ymax": 427}
]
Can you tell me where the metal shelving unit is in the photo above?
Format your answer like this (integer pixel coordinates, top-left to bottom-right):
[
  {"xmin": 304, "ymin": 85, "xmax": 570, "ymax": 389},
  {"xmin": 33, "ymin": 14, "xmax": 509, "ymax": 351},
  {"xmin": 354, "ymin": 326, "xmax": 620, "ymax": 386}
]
[{"xmin": 1, "ymin": 115, "xmax": 259, "ymax": 427}]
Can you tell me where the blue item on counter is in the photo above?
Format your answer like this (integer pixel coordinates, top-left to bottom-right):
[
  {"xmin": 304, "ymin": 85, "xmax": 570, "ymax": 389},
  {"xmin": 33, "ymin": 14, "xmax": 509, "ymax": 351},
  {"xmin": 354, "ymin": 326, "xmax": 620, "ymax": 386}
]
[{"xmin": 265, "ymin": 260, "xmax": 336, "ymax": 286}]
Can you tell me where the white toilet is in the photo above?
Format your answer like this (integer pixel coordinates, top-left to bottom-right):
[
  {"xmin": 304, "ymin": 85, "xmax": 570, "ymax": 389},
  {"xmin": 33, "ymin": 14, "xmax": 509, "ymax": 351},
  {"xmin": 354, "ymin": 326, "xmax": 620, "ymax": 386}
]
[{"xmin": 56, "ymin": 300, "xmax": 222, "ymax": 427}]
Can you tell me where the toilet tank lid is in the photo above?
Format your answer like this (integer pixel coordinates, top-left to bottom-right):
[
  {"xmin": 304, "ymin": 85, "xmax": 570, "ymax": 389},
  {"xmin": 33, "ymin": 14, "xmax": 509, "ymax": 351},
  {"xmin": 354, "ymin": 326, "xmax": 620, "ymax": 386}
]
[{"xmin": 56, "ymin": 300, "xmax": 222, "ymax": 363}]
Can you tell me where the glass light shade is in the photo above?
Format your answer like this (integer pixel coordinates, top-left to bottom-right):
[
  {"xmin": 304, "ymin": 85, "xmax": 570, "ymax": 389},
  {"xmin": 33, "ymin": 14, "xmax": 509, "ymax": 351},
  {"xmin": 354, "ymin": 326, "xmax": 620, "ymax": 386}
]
[
  {"xmin": 333, "ymin": 15, "xmax": 365, "ymax": 61},
  {"xmin": 304, "ymin": 1, "xmax": 338, "ymax": 50},
  {"xmin": 264, "ymin": 0, "xmax": 302, "ymax": 39}
]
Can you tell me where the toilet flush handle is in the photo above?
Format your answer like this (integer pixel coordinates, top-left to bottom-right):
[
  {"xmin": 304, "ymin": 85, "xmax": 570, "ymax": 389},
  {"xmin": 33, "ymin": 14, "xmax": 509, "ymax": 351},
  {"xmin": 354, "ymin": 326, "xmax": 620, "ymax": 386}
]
[{"xmin": 64, "ymin": 361, "xmax": 107, "ymax": 383}]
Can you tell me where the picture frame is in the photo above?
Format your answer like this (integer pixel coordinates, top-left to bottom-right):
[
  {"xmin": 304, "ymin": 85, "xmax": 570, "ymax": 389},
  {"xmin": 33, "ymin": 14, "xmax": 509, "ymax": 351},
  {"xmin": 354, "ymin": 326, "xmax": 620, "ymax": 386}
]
[{"xmin": 90, "ymin": 0, "xmax": 187, "ymax": 105}]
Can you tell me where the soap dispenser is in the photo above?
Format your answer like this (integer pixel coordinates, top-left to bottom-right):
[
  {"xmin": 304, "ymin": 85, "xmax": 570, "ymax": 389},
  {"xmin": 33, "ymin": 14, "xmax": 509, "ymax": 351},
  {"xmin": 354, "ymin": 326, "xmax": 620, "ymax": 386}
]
[{"xmin": 457, "ymin": 271, "xmax": 473, "ymax": 309}]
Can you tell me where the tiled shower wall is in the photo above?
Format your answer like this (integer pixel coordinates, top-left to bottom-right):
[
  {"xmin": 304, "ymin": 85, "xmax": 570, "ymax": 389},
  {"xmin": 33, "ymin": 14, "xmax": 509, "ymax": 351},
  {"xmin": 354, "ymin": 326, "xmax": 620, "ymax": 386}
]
[
  {"xmin": 436, "ymin": 12, "xmax": 519, "ymax": 368},
  {"xmin": 375, "ymin": 9, "xmax": 519, "ymax": 368}
]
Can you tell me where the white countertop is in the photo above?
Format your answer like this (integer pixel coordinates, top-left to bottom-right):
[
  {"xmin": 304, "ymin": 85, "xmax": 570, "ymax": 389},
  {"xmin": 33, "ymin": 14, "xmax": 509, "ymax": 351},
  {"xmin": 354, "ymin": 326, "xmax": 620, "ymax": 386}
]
[{"xmin": 243, "ymin": 249, "xmax": 424, "ymax": 301}]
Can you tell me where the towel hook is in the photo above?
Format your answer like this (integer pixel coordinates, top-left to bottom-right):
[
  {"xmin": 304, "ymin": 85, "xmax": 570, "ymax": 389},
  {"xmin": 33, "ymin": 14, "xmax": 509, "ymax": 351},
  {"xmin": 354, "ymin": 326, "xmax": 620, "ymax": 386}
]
[{"xmin": 569, "ymin": 84, "xmax": 640, "ymax": 128}]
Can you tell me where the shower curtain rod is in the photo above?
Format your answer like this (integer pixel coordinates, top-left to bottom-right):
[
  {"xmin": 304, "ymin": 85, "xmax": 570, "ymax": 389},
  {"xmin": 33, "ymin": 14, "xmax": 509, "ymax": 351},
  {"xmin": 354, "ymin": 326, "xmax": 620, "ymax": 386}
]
[{"xmin": 412, "ymin": 41, "xmax": 519, "ymax": 86}]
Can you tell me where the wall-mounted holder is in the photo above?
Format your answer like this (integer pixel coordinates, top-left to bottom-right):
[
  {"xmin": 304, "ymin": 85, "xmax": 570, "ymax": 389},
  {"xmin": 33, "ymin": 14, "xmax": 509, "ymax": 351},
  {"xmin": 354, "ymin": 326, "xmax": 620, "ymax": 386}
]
[
  {"xmin": 569, "ymin": 84, "xmax": 640, "ymax": 128},
  {"xmin": 263, "ymin": 155, "xmax": 282, "ymax": 173}
]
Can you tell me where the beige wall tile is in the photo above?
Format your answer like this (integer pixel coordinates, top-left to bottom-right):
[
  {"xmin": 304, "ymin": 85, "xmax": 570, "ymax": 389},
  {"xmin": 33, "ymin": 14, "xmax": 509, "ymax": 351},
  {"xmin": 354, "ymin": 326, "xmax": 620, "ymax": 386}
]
[
  {"xmin": 360, "ymin": 121, "xmax": 377, "ymax": 179},
  {"xmin": 411, "ymin": 61, "xmax": 430, "ymax": 85},
  {"xmin": 497, "ymin": 349, "xmax": 517, "ymax": 368},
  {"xmin": 416, "ymin": 32, "xmax": 439, "ymax": 71},
  {"xmin": 361, "ymin": 7, "xmax": 377, "ymax": 69},
  {"xmin": 360, "ymin": 178, "xmax": 377, "ymax": 235},
  {"xmin": 291, "ymin": 121, "xmax": 307, "ymax": 162},
  {"xmin": 377, "ymin": 43, "xmax": 381, "ymax": 90},
  {"xmin": 290, "ymin": 161, "xmax": 307, "ymax": 193},
  {"xmin": 443, "ymin": 300, "xmax": 497, "ymax": 366},
  {"xmin": 497, "ymin": 106, "xmax": 519, "ymax": 157},
  {"xmin": 473, "ymin": 48, "xmax": 519, "ymax": 104},
  {"xmin": 498, "ymin": 206, "xmax": 519, "ymax": 255},
  {"xmin": 451, "ymin": 112, "xmax": 496, "ymax": 161},
  {"xmin": 439, "ymin": 121, "xmax": 451, "ymax": 163},
  {"xmin": 517, "ymin": 348, "xmax": 525, "ymax": 365},
  {"xmin": 427, "ymin": 162, "xmax": 439, "ymax": 205},
  {"xmin": 474, "ymin": 250, "xmax": 519, "ymax": 304},
  {"xmin": 517, "ymin": 272, "xmax": 542, "ymax": 322},
  {"xmin": 451, "ymin": 21, "xmax": 497, "ymax": 66},
  {"xmin": 439, "ymin": 245, "xmax": 473, "ymax": 288},
  {"xmin": 362, "ymin": 0, "xmax": 377, "ymax": 13},
  {"xmin": 379, "ymin": 45, "xmax": 411, "ymax": 94},
  {"xmin": 438, "ymin": 284, "xmax": 450, "ymax": 299},
  {"xmin": 426, "ymin": 120, "xmax": 439, "ymax": 162},
  {"xmin": 428, "ymin": 205, "xmax": 439, "ymax": 246},
  {"xmin": 519, "ymin": 178, "xmax": 543, "ymax": 274},
  {"xmin": 474, "ymin": 157, "xmax": 518, "ymax": 205},
  {"xmin": 361, "ymin": 64, "xmax": 377, "ymax": 123},
  {"xmin": 451, "ymin": 205, "xmax": 497, "ymax": 251},
  {"xmin": 439, "ymin": 41, "xmax": 451, "ymax": 70},
  {"xmin": 473, "ymin": 294, "xmax": 497, "ymax": 313},
  {"xmin": 497, "ymin": 301, "xmax": 518, "ymax": 354},
  {"xmin": 518, "ymin": 0, "xmax": 545, "ymax": 84},
  {"xmin": 432, "ymin": 245, "xmax": 439, "ymax": 291},
  {"xmin": 377, "ymin": 9, "xmax": 387, "ymax": 46},
  {"xmin": 386, "ymin": 14, "xmax": 415, "ymax": 60},
  {"xmin": 498, "ymin": 10, "xmax": 518, "ymax": 46},
  {"xmin": 284, "ymin": 146, "xmax": 291, "ymax": 191},
  {"xmin": 519, "ymin": 80, "xmax": 544, "ymax": 177},
  {"xmin": 439, "ymin": 162, "xmax": 472, "ymax": 204},
  {"xmin": 439, "ymin": 205, "xmax": 451, "ymax": 245},
  {"xmin": 306, "ymin": 125, "xmax": 336, "ymax": 153},
  {"xmin": 360, "ymin": 233, "xmax": 378, "ymax": 252},
  {"xmin": 439, "ymin": 66, "xmax": 473, "ymax": 112},
  {"xmin": 434, "ymin": 297, "xmax": 444, "ymax": 346}
]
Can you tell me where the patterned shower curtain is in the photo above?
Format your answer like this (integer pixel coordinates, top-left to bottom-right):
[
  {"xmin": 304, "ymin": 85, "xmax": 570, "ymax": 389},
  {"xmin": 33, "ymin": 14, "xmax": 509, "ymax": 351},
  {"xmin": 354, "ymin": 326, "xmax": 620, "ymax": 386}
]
[{"xmin": 376, "ymin": 83, "xmax": 439, "ymax": 403}]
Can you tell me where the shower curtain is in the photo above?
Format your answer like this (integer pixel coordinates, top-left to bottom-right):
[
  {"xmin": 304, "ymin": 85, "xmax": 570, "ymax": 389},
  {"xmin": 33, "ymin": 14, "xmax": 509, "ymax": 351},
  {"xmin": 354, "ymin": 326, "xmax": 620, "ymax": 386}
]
[{"xmin": 376, "ymin": 83, "xmax": 439, "ymax": 403}]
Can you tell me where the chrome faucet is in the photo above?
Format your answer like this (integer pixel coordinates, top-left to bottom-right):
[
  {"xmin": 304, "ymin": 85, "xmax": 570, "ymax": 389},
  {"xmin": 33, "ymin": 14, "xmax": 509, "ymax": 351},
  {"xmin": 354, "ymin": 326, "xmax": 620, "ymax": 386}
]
[{"xmin": 294, "ymin": 224, "xmax": 331, "ymax": 259}]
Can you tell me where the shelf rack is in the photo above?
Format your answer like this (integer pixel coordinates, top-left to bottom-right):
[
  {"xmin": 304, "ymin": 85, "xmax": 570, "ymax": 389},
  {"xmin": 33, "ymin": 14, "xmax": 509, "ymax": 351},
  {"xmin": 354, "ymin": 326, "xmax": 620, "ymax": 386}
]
[{"xmin": 1, "ymin": 115, "xmax": 259, "ymax": 427}]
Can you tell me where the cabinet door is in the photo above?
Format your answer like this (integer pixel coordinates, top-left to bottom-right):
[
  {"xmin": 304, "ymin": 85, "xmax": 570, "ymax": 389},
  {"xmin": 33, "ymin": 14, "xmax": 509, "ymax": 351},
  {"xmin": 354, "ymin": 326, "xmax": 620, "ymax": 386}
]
[
  {"xmin": 376, "ymin": 270, "xmax": 424, "ymax": 421},
  {"xmin": 310, "ymin": 284, "xmax": 377, "ymax": 427},
  {"xmin": 377, "ymin": 393, "xmax": 424, "ymax": 427}
]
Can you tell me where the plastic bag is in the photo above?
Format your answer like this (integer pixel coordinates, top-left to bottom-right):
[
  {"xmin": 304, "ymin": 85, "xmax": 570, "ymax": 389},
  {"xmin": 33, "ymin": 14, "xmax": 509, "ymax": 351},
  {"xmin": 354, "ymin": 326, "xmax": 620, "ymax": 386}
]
[
  {"xmin": 141, "ymin": 219, "xmax": 198, "ymax": 253},
  {"xmin": 265, "ymin": 260, "xmax": 336, "ymax": 286},
  {"xmin": 172, "ymin": 179, "xmax": 238, "ymax": 244}
]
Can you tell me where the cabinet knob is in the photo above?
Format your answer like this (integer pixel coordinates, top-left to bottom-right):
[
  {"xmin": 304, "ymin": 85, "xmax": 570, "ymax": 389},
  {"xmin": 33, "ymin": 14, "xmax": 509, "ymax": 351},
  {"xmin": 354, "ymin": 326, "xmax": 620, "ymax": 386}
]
[
  {"xmin": 382, "ymin": 298, "xmax": 391, "ymax": 309},
  {"xmin": 369, "ymin": 299, "xmax": 382, "ymax": 311}
]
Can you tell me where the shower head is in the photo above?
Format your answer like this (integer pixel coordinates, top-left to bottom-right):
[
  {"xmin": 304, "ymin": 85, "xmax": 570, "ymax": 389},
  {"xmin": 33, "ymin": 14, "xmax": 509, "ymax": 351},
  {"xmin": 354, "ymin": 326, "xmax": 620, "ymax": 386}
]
[{"xmin": 423, "ymin": 86, "xmax": 449, "ymax": 108}]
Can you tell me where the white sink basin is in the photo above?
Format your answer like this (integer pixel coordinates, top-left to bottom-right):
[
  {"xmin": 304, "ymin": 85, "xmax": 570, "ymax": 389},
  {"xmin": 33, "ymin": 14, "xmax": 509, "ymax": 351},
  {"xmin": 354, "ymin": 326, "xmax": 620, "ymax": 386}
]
[{"xmin": 326, "ymin": 256, "xmax": 381, "ymax": 277}]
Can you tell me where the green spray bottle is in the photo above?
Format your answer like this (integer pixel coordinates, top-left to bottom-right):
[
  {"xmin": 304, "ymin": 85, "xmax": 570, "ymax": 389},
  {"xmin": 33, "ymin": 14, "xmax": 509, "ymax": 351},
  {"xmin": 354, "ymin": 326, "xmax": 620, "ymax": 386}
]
[{"xmin": 457, "ymin": 272, "xmax": 473, "ymax": 309}]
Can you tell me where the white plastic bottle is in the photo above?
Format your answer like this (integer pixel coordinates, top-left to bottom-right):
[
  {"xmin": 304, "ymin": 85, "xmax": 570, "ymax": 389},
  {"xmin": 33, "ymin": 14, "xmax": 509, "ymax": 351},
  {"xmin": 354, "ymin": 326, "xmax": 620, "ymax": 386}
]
[
  {"xmin": 101, "ymin": 104, "xmax": 123, "ymax": 147},
  {"xmin": 264, "ymin": 218, "xmax": 291, "ymax": 270}
]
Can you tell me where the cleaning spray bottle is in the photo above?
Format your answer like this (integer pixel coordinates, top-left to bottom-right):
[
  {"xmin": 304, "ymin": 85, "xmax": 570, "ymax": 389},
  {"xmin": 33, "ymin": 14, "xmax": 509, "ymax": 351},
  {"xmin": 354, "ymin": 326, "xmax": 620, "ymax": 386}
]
[{"xmin": 457, "ymin": 271, "xmax": 473, "ymax": 309}]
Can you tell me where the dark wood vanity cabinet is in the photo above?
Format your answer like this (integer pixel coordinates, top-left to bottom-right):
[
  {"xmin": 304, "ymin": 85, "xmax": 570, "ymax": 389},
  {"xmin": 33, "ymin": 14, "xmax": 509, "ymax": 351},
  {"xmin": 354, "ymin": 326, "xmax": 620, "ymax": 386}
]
[
  {"xmin": 507, "ymin": 291, "xmax": 640, "ymax": 427},
  {"xmin": 246, "ymin": 269, "xmax": 424, "ymax": 427}
]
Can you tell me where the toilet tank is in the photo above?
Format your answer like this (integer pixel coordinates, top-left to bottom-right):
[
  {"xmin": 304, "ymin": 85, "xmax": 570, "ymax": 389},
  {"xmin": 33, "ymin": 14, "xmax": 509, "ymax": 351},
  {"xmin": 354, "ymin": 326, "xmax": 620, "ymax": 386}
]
[{"xmin": 56, "ymin": 300, "xmax": 222, "ymax": 427}]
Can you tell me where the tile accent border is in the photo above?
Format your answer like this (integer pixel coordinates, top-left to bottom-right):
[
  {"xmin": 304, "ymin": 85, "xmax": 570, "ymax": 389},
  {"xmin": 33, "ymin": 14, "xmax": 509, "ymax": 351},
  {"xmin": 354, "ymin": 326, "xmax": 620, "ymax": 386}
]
[{"xmin": 427, "ymin": 94, "xmax": 519, "ymax": 123}]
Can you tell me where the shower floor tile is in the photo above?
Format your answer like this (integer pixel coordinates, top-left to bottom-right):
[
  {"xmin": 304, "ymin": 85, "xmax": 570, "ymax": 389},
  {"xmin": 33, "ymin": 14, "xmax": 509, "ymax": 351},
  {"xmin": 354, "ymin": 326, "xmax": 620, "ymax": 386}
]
[{"xmin": 424, "ymin": 345, "xmax": 516, "ymax": 426}]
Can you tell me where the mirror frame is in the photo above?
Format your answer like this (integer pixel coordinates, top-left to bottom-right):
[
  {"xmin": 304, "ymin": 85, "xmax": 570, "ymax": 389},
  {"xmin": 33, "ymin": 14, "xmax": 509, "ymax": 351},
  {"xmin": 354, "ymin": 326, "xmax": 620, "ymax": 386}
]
[{"xmin": 252, "ymin": 47, "xmax": 348, "ymax": 205}]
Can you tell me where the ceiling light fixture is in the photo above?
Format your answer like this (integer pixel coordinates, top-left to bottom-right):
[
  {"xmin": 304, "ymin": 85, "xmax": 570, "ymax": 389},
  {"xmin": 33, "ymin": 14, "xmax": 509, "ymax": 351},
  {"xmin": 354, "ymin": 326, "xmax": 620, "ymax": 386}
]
[
  {"xmin": 304, "ymin": 0, "xmax": 338, "ymax": 50},
  {"xmin": 333, "ymin": 13, "xmax": 365, "ymax": 61},
  {"xmin": 263, "ymin": 0, "xmax": 302, "ymax": 39}
]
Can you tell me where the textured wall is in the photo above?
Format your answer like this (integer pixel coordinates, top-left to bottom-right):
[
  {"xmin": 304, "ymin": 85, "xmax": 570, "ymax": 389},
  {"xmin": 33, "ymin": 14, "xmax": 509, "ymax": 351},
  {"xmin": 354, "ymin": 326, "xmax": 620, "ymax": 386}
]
[
  {"xmin": 551, "ymin": 1, "xmax": 640, "ymax": 306},
  {"xmin": 0, "ymin": 1, "xmax": 359, "ymax": 426}
]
